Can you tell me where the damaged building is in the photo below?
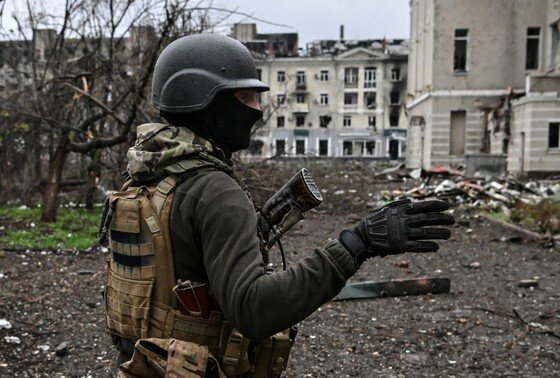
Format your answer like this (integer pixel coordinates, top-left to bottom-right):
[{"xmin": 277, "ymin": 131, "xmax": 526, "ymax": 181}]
[
  {"xmin": 231, "ymin": 24, "xmax": 409, "ymax": 159},
  {"xmin": 406, "ymin": 0, "xmax": 560, "ymax": 175}
]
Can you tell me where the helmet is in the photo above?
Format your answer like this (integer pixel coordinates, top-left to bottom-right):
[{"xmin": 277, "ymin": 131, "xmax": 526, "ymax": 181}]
[{"xmin": 152, "ymin": 33, "xmax": 269, "ymax": 113}]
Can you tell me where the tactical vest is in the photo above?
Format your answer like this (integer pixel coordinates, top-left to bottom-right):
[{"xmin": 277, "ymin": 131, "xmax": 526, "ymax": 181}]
[{"xmin": 100, "ymin": 156, "xmax": 294, "ymax": 377}]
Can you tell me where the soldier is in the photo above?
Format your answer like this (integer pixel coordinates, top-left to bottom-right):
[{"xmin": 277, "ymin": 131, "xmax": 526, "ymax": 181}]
[{"xmin": 101, "ymin": 34, "xmax": 454, "ymax": 377}]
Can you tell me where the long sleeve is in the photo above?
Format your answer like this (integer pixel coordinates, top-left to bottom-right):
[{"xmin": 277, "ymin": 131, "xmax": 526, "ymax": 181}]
[{"xmin": 171, "ymin": 170, "xmax": 358, "ymax": 341}]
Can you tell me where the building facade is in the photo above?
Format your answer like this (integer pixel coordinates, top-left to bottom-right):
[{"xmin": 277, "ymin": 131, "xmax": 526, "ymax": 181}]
[
  {"xmin": 232, "ymin": 24, "xmax": 409, "ymax": 159},
  {"xmin": 406, "ymin": 0, "xmax": 560, "ymax": 174}
]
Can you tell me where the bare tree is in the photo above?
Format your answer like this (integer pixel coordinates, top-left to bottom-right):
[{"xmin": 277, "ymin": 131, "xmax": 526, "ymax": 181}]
[{"xmin": 0, "ymin": 0, "xmax": 232, "ymax": 221}]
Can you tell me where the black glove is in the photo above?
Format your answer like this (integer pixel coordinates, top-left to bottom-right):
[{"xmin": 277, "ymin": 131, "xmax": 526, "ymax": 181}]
[{"xmin": 339, "ymin": 199, "xmax": 455, "ymax": 266}]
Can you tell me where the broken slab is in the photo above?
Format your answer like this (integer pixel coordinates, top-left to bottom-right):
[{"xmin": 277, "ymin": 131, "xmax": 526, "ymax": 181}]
[{"xmin": 333, "ymin": 277, "xmax": 451, "ymax": 301}]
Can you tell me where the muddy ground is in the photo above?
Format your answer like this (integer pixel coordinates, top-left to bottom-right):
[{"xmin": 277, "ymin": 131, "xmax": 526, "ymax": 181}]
[{"xmin": 1, "ymin": 168, "xmax": 559, "ymax": 377}]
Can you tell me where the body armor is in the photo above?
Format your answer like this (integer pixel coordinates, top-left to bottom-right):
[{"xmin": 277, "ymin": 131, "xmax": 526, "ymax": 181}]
[{"xmin": 100, "ymin": 156, "xmax": 293, "ymax": 377}]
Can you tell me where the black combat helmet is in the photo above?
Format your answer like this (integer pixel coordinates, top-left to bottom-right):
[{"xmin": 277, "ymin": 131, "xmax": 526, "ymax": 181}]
[{"xmin": 152, "ymin": 33, "xmax": 269, "ymax": 113}]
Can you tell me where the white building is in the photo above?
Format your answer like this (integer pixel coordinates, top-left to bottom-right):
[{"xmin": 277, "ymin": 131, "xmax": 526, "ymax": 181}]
[
  {"xmin": 406, "ymin": 0, "xmax": 560, "ymax": 174},
  {"xmin": 232, "ymin": 24, "xmax": 409, "ymax": 159}
]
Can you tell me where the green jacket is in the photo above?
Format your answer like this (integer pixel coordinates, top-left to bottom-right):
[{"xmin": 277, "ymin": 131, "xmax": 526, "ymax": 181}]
[{"xmin": 127, "ymin": 123, "xmax": 358, "ymax": 341}]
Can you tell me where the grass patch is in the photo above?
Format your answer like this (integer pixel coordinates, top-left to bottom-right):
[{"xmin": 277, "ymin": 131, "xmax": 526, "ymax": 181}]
[
  {"xmin": 0, "ymin": 206, "xmax": 101, "ymax": 250},
  {"xmin": 481, "ymin": 200, "xmax": 560, "ymax": 235}
]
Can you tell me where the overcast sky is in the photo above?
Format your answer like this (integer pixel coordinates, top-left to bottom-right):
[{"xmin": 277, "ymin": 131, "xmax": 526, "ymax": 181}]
[
  {"xmin": 216, "ymin": 0, "xmax": 410, "ymax": 46},
  {"xmin": 0, "ymin": 0, "xmax": 410, "ymax": 46}
]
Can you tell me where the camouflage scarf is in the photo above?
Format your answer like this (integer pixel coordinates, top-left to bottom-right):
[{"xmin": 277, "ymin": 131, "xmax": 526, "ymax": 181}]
[{"xmin": 127, "ymin": 123, "xmax": 220, "ymax": 182}]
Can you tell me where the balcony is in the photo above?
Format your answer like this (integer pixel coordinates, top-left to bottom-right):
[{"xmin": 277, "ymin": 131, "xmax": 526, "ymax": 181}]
[{"xmin": 291, "ymin": 103, "xmax": 309, "ymax": 113}]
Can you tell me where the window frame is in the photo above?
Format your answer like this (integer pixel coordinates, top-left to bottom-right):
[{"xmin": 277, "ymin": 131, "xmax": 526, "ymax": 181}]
[
  {"xmin": 453, "ymin": 28, "xmax": 469, "ymax": 73},
  {"xmin": 364, "ymin": 67, "xmax": 377, "ymax": 88}
]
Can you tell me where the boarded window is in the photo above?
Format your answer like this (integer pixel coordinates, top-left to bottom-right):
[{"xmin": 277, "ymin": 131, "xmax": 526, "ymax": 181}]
[
  {"xmin": 549, "ymin": 122, "xmax": 559, "ymax": 148},
  {"xmin": 454, "ymin": 29, "xmax": 468, "ymax": 72},
  {"xmin": 450, "ymin": 110, "xmax": 466, "ymax": 155},
  {"xmin": 526, "ymin": 27, "xmax": 540, "ymax": 70},
  {"xmin": 319, "ymin": 140, "xmax": 329, "ymax": 156}
]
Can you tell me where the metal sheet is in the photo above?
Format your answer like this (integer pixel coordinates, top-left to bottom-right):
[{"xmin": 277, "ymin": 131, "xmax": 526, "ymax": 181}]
[{"xmin": 333, "ymin": 277, "xmax": 451, "ymax": 301}]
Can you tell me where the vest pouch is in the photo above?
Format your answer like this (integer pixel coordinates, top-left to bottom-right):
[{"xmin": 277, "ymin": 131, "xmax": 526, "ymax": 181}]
[
  {"xmin": 106, "ymin": 269, "xmax": 154, "ymax": 341},
  {"xmin": 118, "ymin": 337, "xmax": 224, "ymax": 378},
  {"xmin": 251, "ymin": 331, "xmax": 293, "ymax": 377}
]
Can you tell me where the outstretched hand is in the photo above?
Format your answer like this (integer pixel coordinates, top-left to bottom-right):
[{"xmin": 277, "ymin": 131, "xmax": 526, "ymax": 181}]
[{"xmin": 339, "ymin": 199, "xmax": 455, "ymax": 266}]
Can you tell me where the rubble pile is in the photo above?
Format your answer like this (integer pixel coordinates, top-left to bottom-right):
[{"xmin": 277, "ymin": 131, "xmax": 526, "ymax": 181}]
[{"xmin": 374, "ymin": 166, "xmax": 560, "ymax": 237}]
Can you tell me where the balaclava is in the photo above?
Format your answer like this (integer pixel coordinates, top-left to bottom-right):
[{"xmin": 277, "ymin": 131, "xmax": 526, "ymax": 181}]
[{"xmin": 161, "ymin": 91, "xmax": 263, "ymax": 157}]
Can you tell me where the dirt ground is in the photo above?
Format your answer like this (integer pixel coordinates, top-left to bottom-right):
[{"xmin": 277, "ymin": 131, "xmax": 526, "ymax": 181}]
[{"xmin": 1, "ymin": 171, "xmax": 559, "ymax": 377}]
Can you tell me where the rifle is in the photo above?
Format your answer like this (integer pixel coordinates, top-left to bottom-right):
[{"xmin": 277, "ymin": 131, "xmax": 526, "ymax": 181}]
[{"xmin": 257, "ymin": 168, "xmax": 323, "ymax": 269}]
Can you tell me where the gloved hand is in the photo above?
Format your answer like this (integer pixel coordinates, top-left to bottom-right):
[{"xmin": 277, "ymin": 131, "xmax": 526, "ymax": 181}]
[{"xmin": 339, "ymin": 199, "xmax": 455, "ymax": 266}]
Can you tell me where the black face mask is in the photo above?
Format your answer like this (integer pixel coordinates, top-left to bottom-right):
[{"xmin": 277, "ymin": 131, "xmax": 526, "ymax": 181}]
[
  {"xmin": 160, "ymin": 91, "xmax": 263, "ymax": 156},
  {"xmin": 201, "ymin": 91, "xmax": 263, "ymax": 154}
]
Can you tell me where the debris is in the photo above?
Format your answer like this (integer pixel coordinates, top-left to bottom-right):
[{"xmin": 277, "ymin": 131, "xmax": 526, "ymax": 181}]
[
  {"xmin": 36, "ymin": 345, "xmax": 51, "ymax": 352},
  {"xmin": 55, "ymin": 341, "xmax": 69, "ymax": 356},
  {"xmin": 518, "ymin": 279, "xmax": 539, "ymax": 288},
  {"xmin": 4, "ymin": 336, "xmax": 21, "ymax": 344},
  {"xmin": 0, "ymin": 251, "xmax": 5, "ymax": 258},
  {"xmin": 76, "ymin": 270, "xmax": 95, "ymax": 275},
  {"xmin": 467, "ymin": 262, "xmax": 481, "ymax": 269},
  {"xmin": 0, "ymin": 319, "xmax": 12, "ymax": 329},
  {"xmin": 333, "ymin": 277, "xmax": 450, "ymax": 301},
  {"xmin": 396, "ymin": 260, "xmax": 410, "ymax": 269}
]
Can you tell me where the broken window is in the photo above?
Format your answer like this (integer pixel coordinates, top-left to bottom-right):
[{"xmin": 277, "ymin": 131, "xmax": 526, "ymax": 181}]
[
  {"xmin": 365, "ymin": 141, "xmax": 375, "ymax": 155},
  {"xmin": 320, "ymin": 93, "xmax": 329, "ymax": 105},
  {"xmin": 277, "ymin": 94, "xmax": 286, "ymax": 106},
  {"xmin": 344, "ymin": 67, "xmax": 359, "ymax": 87},
  {"xmin": 526, "ymin": 27, "xmax": 540, "ymax": 70},
  {"xmin": 343, "ymin": 141, "xmax": 353, "ymax": 156},
  {"xmin": 296, "ymin": 70, "xmax": 306, "ymax": 86},
  {"xmin": 319, "ymin": 115, "xmax": 332, "ymax": 128},
  {"xmin": 368, "ymin": 115, "xmax": 376, "ymax": 128},
  {"xmin": 390, "ymin": 92, "xmax": 400, "ymax": 105},
  {"xmin": 454, "ymin": 29, "xmax": 468, "ymax": 72},
  {"xmin": 364, "ymin": 67, "xmax": 376, "ymax": 88},
  {"xmin": 450, "ymin": 110, "xmax": 466, "ymax": 155},
  {"xmin": 549, "ymin": 122, "xmax": 559, "ymax": 149},
  {"xmin": 344, "ymin": 92, "xmax": 358, "ymax": 107},
  {"xmin": 277, "ymin": 116, "xmax": 285, "ymax": 127},
  {"xmin": 295, "ymin": 139, "xmax": 305, "ymax": 154},
  {"xmin": 248, "ymin": 139, "xmax": 263, "ymax": 155},
  {"xmin": 296, "ymin": 93, "xmax": 306, "ymax": 103},
  {"xmin": 319, "ymin": 70, "xmax": 329, "ymax": 81},
  {"xmin": 343, "ymin": 115, "xmax": 352, "ymax": 127},
  {"xmin": 277, "ymin": 70, "xmax": 286, "ymax": 82},
  {"xmin": 365, "ymin": 92, "xmax": 376, "ymax": 109},
  {"xmin": 275, "ymin": 139, "xmax": 285, "ymax": 155},
  {"xmin": 319, "ymin": 140, "xmax": 329, "ymax": 156},
  {"xmin": 295, "ymin": 114, "xmax": 306, "ymax": 127},
  {"xmin": 389, "ymin": 110, "xmax": 399, "ymax": 127},
  {"xmin": 391, "ymin": 68, "xmax": 401, "ymax": 81}
]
